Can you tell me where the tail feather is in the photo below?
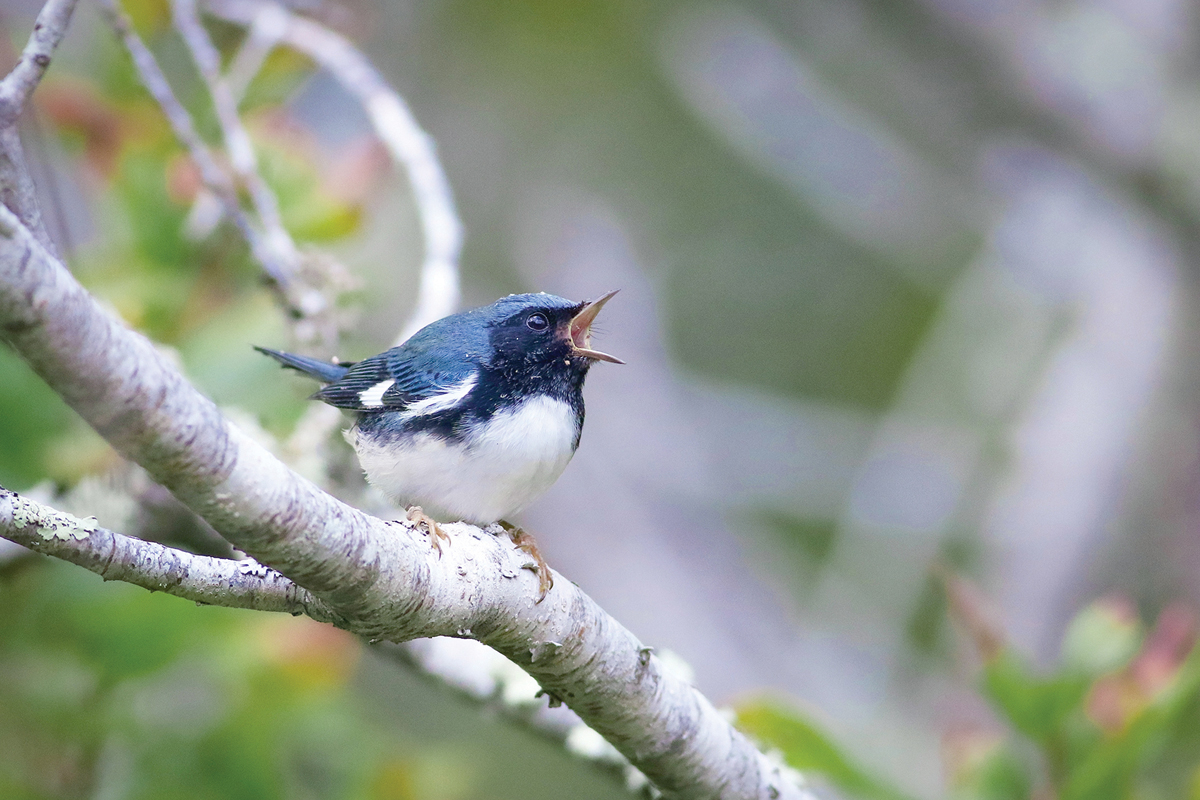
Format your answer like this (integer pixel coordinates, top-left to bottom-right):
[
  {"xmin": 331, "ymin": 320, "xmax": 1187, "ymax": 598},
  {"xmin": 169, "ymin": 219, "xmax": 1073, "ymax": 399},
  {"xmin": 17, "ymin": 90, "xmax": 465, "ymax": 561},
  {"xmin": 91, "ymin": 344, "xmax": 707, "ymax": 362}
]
[{"xmin": 255, "ymin": 346, "xmax": 351, "ymax": 384}]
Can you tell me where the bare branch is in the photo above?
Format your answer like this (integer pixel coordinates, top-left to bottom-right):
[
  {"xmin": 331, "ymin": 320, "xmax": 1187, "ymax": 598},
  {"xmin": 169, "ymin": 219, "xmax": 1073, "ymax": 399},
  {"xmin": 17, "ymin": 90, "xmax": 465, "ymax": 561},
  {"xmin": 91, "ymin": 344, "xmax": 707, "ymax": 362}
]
[
  {"xmin": 0, "ymin": 485, "xmax": 341, "ymax": 621},
  {"xmin": 95, "ymin": 0, "xmax": 294, "ymax": 288},
  {"xmin": 170, "ymin": 0, "xmax": 299, "ymax": 273},
  {"xmin": 0, "ymin": 0, "xmax": 80, "ymax": 126},
  {"xmin": 1, "ymin": 479, "xmax": 640, "ymax": 793},
  {"xmin": 204, "ymin": 0, "xmax": 463, "ymax": 343},
  {"xmin": 0, "ymin": 121, "xmax": 52, "ymax": 253},
  {"xmin": 0, "ymin": 481, "xmax": 644, "ymax": 794},
  {"xmin": 223, "ymin": 1, "xmax": 285, "ymax": 102},
  {"xmin": 0, "ymin": 0, "xmax": 81, "ymax": 252},
  {"xmin": 379, "ymin": 637, "xmax": 659, "ymax": 793},
  {"xmin": 0, "ymin": 189, "xmax": 808, "ymax": 800}
]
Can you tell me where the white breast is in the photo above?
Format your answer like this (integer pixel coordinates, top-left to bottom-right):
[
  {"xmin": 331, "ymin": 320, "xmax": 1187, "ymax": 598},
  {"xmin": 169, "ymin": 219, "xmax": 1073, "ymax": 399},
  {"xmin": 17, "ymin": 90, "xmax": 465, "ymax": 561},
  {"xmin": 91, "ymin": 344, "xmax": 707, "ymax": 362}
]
[{"xmin": 350, "ymin": 395, "xmax": 580, "ymax": 525}]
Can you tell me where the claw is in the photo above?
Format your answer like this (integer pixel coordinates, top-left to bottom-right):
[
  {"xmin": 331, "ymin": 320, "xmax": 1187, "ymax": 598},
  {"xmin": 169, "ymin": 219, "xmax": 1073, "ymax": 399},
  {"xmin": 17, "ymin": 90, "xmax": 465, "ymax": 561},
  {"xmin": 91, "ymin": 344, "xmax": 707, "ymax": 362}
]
[
  {"xmin": 500, "ymin": 521, "xmax": 554, "ymax": 602},
  {"xmin": 407, "ymin": 506, "xmax": 449, "ymax": 556}
]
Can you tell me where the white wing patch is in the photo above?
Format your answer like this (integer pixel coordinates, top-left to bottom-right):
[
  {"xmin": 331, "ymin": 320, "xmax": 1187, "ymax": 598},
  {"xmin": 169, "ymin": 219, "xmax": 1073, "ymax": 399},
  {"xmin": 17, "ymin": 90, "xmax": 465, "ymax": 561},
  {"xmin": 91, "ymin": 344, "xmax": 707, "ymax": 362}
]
[
  {"xmin": 402, "ymin": 373, "xmax": 478, "ymax": 418},
  {"xmin": 358, "ymin": 373, "xmax": 477, "ymax": 413},
  {"xmin": 359, "ymin": 379, "xmax": 395, "ymax": 408}
]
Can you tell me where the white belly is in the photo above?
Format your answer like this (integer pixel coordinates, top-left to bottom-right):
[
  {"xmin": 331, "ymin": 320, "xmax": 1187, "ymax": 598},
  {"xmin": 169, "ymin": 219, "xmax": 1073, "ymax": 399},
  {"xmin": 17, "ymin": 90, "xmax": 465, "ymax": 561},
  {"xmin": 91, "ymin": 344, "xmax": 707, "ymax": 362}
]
[{"xmin": 350, "ymin": 395, "xmax": 580, "ymax": 524}]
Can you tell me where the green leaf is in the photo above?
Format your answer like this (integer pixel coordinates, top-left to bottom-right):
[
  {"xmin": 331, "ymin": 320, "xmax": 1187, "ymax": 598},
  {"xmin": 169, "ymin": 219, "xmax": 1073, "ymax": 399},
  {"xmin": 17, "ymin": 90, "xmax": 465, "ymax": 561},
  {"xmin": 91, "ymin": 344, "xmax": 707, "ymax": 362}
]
[
  {"xmin": 949, "ymin": 742, "xmax": 1031, "ymax": 800},
  {"xmin": 736, "ymin": 699, "xmax": 917, "ymax": 800},
  {"xmin": 982, "ymin": 650, "xmax": 1089, "ymax": 744},
  {"xmin": 1059, "ymin": 730, "xmax": 1144, "ymax": 800},
  {"xmin": 0, "ymin": 347, "xmax": 75, "ymax": 488}
]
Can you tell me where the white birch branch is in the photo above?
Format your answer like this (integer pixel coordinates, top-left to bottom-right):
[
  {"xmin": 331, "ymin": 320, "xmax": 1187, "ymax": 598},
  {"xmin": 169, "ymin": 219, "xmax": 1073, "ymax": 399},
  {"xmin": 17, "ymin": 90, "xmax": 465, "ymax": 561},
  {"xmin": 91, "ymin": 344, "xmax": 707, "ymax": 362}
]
[
  {"xmin": 203, "ymin": 0, "xmax": 463, "ymax": 342},
  {"xmin": 0, "ymin": 485, "xmax": 340, "ymax": 621},
  {"xmin": 0, "ymin": 0, "xmax": 79, "ymax": 126},
  {"xmin": 0, "ymin": 483, "xmax": 647, "ymax": 794},
  {"xmin": 0, "ymin": 477, "xmax": 647, "ymax": 794},
  {"xmin": 0, "ymin": 201, "xmax": 807, "ymax": 799}
]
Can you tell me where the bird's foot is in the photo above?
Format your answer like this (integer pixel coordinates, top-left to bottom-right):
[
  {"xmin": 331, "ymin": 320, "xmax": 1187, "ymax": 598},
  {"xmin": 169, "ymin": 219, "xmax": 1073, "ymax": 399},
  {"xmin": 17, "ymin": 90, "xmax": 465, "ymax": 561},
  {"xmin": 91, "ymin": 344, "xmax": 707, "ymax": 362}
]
[
  {"xmin": 406, "ymin": 506, "xmax": 448, "ymax": 555},
  {"xmin": 499, "ymin": 521, "xmax": 554, "ymax": 603}
]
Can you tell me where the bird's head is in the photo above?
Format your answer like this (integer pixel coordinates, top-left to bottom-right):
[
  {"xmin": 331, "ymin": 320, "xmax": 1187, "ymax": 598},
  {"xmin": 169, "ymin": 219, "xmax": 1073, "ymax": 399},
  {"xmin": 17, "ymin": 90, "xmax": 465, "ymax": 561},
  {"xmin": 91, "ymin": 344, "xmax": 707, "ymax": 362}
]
[{"xmin": 484, "ymin": 291, "xmax": 623, "ymax": 370}]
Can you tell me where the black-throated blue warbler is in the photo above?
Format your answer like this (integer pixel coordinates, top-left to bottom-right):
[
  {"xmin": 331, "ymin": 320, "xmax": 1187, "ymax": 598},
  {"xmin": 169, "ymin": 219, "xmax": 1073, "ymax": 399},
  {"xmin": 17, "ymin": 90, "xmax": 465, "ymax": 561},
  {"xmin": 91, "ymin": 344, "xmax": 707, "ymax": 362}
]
[{"xmin": 257, "ymin": 290, "xmax": 622, "ymax": 600}]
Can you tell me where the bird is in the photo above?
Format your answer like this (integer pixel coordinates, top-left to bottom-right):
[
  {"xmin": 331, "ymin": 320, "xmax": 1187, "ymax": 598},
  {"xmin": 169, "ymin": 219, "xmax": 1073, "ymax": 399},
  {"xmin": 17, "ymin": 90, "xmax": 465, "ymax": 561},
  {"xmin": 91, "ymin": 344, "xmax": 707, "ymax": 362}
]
[{"xmin": 257, "ymin": 290, "xmax": 623, "ymax": 601}]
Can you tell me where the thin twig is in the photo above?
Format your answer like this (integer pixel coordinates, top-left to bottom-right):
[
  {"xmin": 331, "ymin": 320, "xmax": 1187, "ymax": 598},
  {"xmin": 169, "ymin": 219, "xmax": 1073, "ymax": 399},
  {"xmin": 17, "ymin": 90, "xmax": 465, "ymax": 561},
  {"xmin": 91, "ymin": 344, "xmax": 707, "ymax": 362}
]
[
  {"xmin": 170, "ymin": 0, "xmax": 299, "ymax": 274},
  {"xmin": 223, "ymin": 0, "xmax": 286, "ymax": 103},
  {"xmin": 0, "ymin": 0, "xmax": 81, "ymax": 252},
  {"xmin": 203, "ymin": 0, "xmax": 463, "ymax": 343},
  {"xmin": 95, "ymin": 0, "xmax": 293, "ymax": 288},
  {"xmin": 0, "ymin": 0, "xmax": 80, "ymax": 126}
]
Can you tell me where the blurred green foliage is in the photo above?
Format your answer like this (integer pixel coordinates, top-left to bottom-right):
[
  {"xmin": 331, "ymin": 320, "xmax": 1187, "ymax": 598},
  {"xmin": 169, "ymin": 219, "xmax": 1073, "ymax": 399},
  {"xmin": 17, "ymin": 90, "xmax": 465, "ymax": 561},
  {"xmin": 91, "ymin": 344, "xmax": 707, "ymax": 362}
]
[
  {"xmin": 0, "ymin": 556, "xmax": 635, "ymax": 799},
  {"xmin": 0, "ymin": 554, "xmax": 638, "ymax": 800},
  {"xmin": 737, "ymin": 596, "xmax": 1200, "ymax": 800},
  {"xmin": 737, "ymin": 700, "xmax": 917, "ymax": 800},
  {"xmin": 0, "ymin": 557, "xmax": 414, "ymax": 799},
  {"xmin": 0, "ymin": 350, "xmax": 78, "ymax": 489}
]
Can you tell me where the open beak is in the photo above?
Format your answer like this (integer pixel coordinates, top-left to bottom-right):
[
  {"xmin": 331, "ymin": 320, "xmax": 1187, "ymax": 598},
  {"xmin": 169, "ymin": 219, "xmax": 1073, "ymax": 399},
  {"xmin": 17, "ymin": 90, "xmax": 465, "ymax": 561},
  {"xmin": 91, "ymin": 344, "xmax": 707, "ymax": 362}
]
[{"xmin": 569, "ymin": 290, "xmax": 624, "ymax": 364}]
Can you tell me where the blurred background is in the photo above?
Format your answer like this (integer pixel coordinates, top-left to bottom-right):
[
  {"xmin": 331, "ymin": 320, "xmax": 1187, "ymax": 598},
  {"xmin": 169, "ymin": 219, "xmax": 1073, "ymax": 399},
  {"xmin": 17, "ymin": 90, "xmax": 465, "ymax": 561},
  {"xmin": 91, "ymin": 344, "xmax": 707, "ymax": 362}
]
[{"xmin": 3, "ymin": 0, "xmax": 1200, "ymax": 798}]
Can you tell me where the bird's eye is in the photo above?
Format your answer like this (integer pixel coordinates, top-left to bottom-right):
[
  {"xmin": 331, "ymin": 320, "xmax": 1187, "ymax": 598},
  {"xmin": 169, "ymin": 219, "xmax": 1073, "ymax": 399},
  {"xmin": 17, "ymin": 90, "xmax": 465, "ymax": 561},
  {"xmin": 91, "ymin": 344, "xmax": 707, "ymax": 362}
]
[{"xmin": 526, "ymin": 312, "xmax": 550, "ymax": 332}]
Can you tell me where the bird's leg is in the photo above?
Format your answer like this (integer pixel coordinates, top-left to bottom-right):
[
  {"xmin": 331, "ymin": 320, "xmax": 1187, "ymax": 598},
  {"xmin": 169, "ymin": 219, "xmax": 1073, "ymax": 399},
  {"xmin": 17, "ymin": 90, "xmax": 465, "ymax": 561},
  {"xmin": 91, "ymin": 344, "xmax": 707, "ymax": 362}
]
[
  {"xmin": 406, "ymin": 506, "xmax": 449, "ymax": 555},
  {"xmin": 499, "ymin": 521, "xmax": 554, "ymax": 602}
]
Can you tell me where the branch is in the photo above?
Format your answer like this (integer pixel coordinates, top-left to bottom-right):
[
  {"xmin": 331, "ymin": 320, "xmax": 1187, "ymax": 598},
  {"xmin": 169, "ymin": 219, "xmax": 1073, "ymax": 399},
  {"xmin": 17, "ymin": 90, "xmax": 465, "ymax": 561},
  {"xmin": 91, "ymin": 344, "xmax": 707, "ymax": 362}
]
[
  {"xmin": 0, "ymin": 481, "xmax": 653, "ymax": 794},
  {"xmin": 0, "ymin": 0, "xmax": 79, "ymax": 126},
  {"xmin": 95, "ymin": 0, "xmax": 296, "ymax": 290},
  {"xmin": 0, "ymin": 199, "xmax": 807, "ymax": 799},
  {"xmin": 0, "ymin": 480, "xmax": 643, "ymax": 794},
  {"xmin": 0, "ymin": 0, "xmax": 80, "ymax": 253},
  {"xmin": 204, "ymin": 0, "xmax": 463, "ymax": 342},
  {"xmin": 380, "ymin": 637, "xmax": 664, "ymax": 794},
  {"xmin": 223, "ymin": 1, "xmax": 284, "ymax": 102},
  {"xmin": 0, "ymin": 485, "xmax": 341, "ymax": 621},
  {"xmin": 0, "ymin": 485, "xmax": 644, "ymax": 795},
  {"xmin": 169, "ymin": 0, "xmax": 299, "ymax": 274}
]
